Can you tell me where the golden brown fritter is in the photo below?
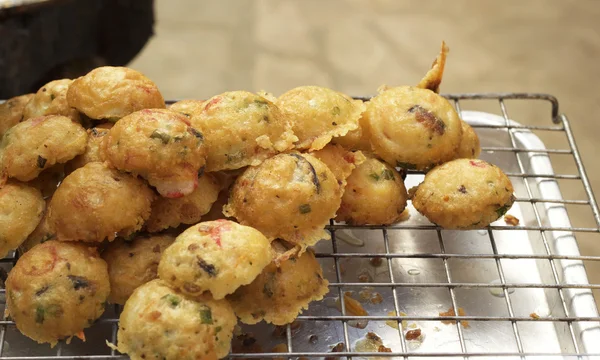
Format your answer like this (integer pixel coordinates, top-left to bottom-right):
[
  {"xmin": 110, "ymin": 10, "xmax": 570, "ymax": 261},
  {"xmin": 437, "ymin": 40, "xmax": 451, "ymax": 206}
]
[
  {"xmin": 102, "ymin": 234, "xmax": 175, "ymax": 305},
  {"xmin": 22, "ymin": 79, "xmax": 80, "ymax": 122},
  {"xmin": 47, "ymin": 162, "xmax": 154, "ymax": 242},
  {"xmin": 6, "ymin": 241, "xmax": 109, "ymax": 346},
  {"xmin": 0, "ymin": 181, "xmax": 45, "ymax": 258},
  {"xmin": 411, "ymin": 158, "xmax": 515, "ymax": 229},
  {"xmin": 455, "ymin": 121, "xmax": 481, "ymax": 159},
  {"xmin": 66, "ymin": 66, "xmax": 165, "ymax": 121},
  {"xmin": 65, "ymin": 124, "xmax": 113, "ymax": 174},
  {"xmin": 104, "ymin": 109, "xmax": 207, "ymax": 198},
  {"xmin": 0, "ymin": 94, "xmax": 34, "ymax": 137},
  {"xmin": 0, "ymin": 115, "xmax": 87, "ymax": 181},
  {"xmin": 311, "ymin": 144, "xmax": 366, "ymax": 188},
  {"xmin": 416, "ymin": 41, "xmax": 449, "ymax": 93},
  {"xmin": 276, "ymin": 86, "xmax": 365, "ymax": 151},
  {"xmin": 114, "ymin": 279, "xmax": 236, "ymax": 360},
  {"xmin": 192, "ymin": 91, "xmax": 296, "ymax": 172},
  {"xmin": 169, "ymin": 99, "xmax": 205, "ymax": 118}
]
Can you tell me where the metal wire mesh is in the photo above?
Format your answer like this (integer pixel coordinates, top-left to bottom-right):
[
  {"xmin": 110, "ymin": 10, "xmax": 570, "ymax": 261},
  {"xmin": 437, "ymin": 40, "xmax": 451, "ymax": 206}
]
[{"xmin": 0, "ymin": 93, "xmax": 599, "ymax": 359}]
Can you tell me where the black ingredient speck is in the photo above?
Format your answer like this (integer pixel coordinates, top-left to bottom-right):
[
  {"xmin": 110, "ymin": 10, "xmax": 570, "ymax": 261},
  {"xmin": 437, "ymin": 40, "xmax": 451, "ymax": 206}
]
[
  {"xmin": 67, "ymin": 275, "xmax": 90, "ymax": 290},
  {"xmin": 197, "ymin": 257, "xmax": 217, "ymax": 277}
]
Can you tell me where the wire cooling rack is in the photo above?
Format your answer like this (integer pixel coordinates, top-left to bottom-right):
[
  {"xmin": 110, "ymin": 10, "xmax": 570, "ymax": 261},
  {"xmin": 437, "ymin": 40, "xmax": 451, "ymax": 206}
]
[{"xmin": 0, "ymin": 93, "xmax": 599, "ymax": 359}]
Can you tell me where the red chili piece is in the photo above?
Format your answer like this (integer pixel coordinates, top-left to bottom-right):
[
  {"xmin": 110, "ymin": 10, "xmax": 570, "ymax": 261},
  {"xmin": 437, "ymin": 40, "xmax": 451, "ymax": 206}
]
[{"xmin": 469, "ymin": 160, "xmax": 486, "ymax": 168}]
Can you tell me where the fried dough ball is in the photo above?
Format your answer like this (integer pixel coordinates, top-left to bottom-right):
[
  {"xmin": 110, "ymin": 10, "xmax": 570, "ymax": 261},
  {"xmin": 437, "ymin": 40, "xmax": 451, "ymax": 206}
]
[
  {"xmin": 104, "ymin": 109, "xmax": 207, "ymax": 198},
  {"xmin": 192, "ymin": 91, "xmax": 296, "ymax": 172},
  {"xmin": 224, "ymin": 153, "xmax": 342, "ymax": 248},
  {"xmin": 66, "ymin": 66, "xmax": 165, "ymax": 121},
  {"xmin": 331, "ymin": 112, "xmax": 372, "ymax": 152},
  {"xmin": 65, "ymin": 123, "xmax": 113, "ymax": 174},
  {"xmin": 364, "ymin": 86, "xmax": 462, "ymax": 170},
  {"xmin": 26, "ymin": 164, "xmax": 65, "ymax": 199},
  {"xmin": 146, "ymin": 173, "xmax": 220, "ymax": 232},
  {"xmin": 416, "ymin": 41, "xmax": 449, "ymax": 93},
  {"xmin": 276, "ymin": 86, "xmax": 364, "ymax": 151},
  {"xmin": 169, "ymin": 99, "xmax": 205, "ymax": 118},
  {"xmin": 23, "ymin": 79, "xmax": 80, "ymax": 122},
  {"xmin": 312, "ymin": 144, "xmax": 366, "ymax": 188},
  {"xmin": 411, "ymin": 158, "xmax": 515, "ymax": 229},
  {"xmin": 6, "ymin": 241, "xmax": 109, "ymax": 346},
  {"xmin": 19, "ymin": 199, "xmax": 53, "ymax": 255},
  {"xmin": 456, "ymin": 121, "xmax": 481, "ymax": 159},
  {"xmin": 227, "ymin": 241, "xmax": 329, "ymax": 325},
  {"xmin": 0, "ymin": 115, "xmax": 87, "ymax": 181},
  {"xmin": 0, "ymin": 94, "xmax": 33, "ymax": 137},
  {"xmin": 102, "ymin": 234, "xmax": 175, "ymax": 305},
  {"xmin": 0, "ymin": 181, "xmax": 45, "ymax": 258},
  {"xmin": 114, "ymin": 279, "xmax": 236, "ymax": 360},
  {"xmin": 336, "ymin": 156, "xmax": 408, "ymax": 225},
  {"xmin": 159, "ymin": 220, "xmax": 272, "ymax": 300},
  {"xmin": 47, "ymin": 162, "xmax": 154, "ymax": 242}
]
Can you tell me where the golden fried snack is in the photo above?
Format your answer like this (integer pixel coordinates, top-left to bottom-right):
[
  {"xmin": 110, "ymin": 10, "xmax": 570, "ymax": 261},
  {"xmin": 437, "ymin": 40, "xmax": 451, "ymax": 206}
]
[
  {"xmin": 227, "ymin": 242, "xmax": 329, "ymax": 325},
  {"xmin": 102, "ymin": 234, "xmax": 175, "ymax": 305},
  {"xmin": 66, "ymin": 66, "xmax": 165, "ymax": 121},
  {"xmin": 47, "ymin": 162, "xmax": 154, "ymax": 242},
  {"xmin": 276, "ymin": 85, "xmax": 365, "ymax": 151},
  {"xmin": 0, "ymin": 94, "xmax": 33, "ymax": 137},
  {"xmin": 19, "ymin": 199, "xmax": 53, "ymax": 254},
  {"xmin": 411, "ymin": 158, "xmax": 515, "ymax": 229},
  {"xmin": 0, "ymin": 181, "xmax": 45, "ymax": 258},
  {"xmin": 169, "ymin": 99, "xmax": 205, "ymax": 118},
  {"xmin": 416, "ymin": 41, "xmax": 449, "ymax": 93},
  {"xmin": 364, "ymin": 86, "xmax": 462, "ymax": 170},
  {"xmin": 26, "ymin": 163, "xmax": 65, "ymax": 199},
  {"xmin": 456, "ymin": 121, "xmax": 481, "ymax": 159},
  {"xmin": 312, "ymin": 144, "xmax": 366, "ymax": 187},
  {"xmin": 114, "ymin": 279, "xmax": 236, "ymax": 360},
  {"xmin": 0, "ymin": 115, "xmax": 87, "ymax": 181},
  {"xmin": 159, "ymin": 220, "xmax": 272, "ymax": 300},
  {"xmin": 146, "ymin": 173, "xmax": 220, "ymax": 232},
  {"xmin": 6, "ymin": 241, "xmax": 109, "ymax": 346},
  {"xmin": 192, "ymin": 91, "xmax": 296, "ymax": 172},
  {"xmin": 336, "ymin": 156, "xmax": 408, "ymax": 225},
  {"xmin": 104, "ymin": 109, "xmax": 207, "ymax": 198},
  {"xmin": 224, "ymin": 153, "xmax": 342, "ymax": 248},
  {"xmin": 22, "ymin": 79, "xmax": 80, "ymax": 122},
  {"xmin": 65, "ymin": 124, "xmax": 113, "ymax": 174},
  {"xmin": 331, "ymin": 112, "xmax": 373, "ymax": 152}
]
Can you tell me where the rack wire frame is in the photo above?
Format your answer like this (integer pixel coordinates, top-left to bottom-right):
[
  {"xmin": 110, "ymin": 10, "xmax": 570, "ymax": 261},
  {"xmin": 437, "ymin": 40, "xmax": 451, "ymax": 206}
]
[{"xmin": 0, "ymin": 93, "xmax": 598, "ymax": 359}]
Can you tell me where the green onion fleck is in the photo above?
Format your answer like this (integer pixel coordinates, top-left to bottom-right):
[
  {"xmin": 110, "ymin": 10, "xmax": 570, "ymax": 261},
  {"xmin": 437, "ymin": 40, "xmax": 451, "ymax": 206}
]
[
  {"xmin": 35, "ymin": 306, "xmax": 45, "ymax": 324},
  {"xmin": 332, "ymin": 106, "xmax": 341, "ymax": 115},
  {"xmin": 199, "ymin": 307, "xmax": 213, "ymax": 324},
  {"xmin": 150, "ymin": 130, "xmax": 171, "ymax": 144},
  {"xmin": 381, "ymin": 169, "xmax": 395, "ymax": 180},
  {"xmin": 299, "ymin": 204, "xmax": 311, "ymax": 214},
  {"xmin": 495, "ymin": 204, "xmax": 511, "ymax": 218},
  {"xmin": 369, "ymin": 173, "xmax": 380, "ymax": 181},
  {"xmin": 161, "ymin": 294, "xmax": 181, "ymax": 308}
]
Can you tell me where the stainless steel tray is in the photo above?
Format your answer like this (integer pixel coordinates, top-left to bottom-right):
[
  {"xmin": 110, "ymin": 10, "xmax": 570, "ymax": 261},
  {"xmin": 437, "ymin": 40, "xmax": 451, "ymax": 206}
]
[{"xmin": 1, "ymin": 93, "xmax": 599, "ymax": 359}]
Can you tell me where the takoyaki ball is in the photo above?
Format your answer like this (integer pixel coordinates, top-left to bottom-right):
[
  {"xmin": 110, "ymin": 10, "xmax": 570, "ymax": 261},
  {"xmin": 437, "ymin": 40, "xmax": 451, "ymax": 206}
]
[
  {"xmin": 0, "ymin": 93, "xmax": 34, "ymax": 137},
  {"xmin": 224, "ymin": 153, "xmax": 342, "ymax": 248},
  {"xmin": 456, "ymin": 121, "xmax": 481, "ymax": 159},
  {"xmin": 23, "ymin": 79, "xmax": 80, "ymax": 122},
  {"xmin": 159, "ymin": 220, "xmax": 272, "ymax": 300},
  {"xmin": 0, "ymin": 115, "xmax": 87, "ymax": 181},
  {"xmin": 104, "ymin": 109, "xmax": 207, "ymax": 198},
  {"xmin": 364, "ymin": 86, "xmax": 462, "ymax": 170},
  {"xmin": 146, "ymin": 173, "xmax": 220, "ymax": 232},
  {"xmin": 411, "ymin": 158, "xmax": 515, "ymax": 229},
  {"xmin": 276, "ymin": 86, "xmax": 365, "ymax": 151},
  {"xmin": 312, "ymin": 144, "xmax": 366, "ymax": 187},
  {"xmin": 227, "ymin": 242, "xmax": 329, "ymax": 325},
  {"xmin": 331, "ymin": 113, "xmax": 373, "ymax": 152},
  {"xmin": 67, "ymin": 66, "xmax": 165, "ymax": 121},
  {"xmin": 416, "ymin": 41, "xmax": 449, "ymax": 93},
  {"xmin": 114, "ymin": 280, "xmax": 236, "ymax": 360},
  {"xmin": 169, "ymin": 99, "xmax": 205, "ymax": 118},
  {"xmin": 19, "ymin": 199, "xmax": 53, "ymax": 255},
  {"xmin": 27, "ymin": 163, "xmax": 65, "ymax": 199},
  {"xmin": 65, "ymin": 124, "xmax": 113, "ymax": 174},
  {"xmin": 102, "ymin": 234, "xmax": 175, "ymax": 305},
  {"xmin": 192, "ymin": 91, "xmax": 296, "ymax": 172},
  {"xmin": 47, "ymin": 162, "xmax": 154, "ymax": 242},
  {"xmin": 0, "ymin": 181, "xmax": 45, "ymax": 258},
  {"xmin": 6, "ymin": 241, "xmax": 110, "ymax": 346},
  {"xmin": 336, "ymin": 157, "xmax": 408, "ymax": 225}
]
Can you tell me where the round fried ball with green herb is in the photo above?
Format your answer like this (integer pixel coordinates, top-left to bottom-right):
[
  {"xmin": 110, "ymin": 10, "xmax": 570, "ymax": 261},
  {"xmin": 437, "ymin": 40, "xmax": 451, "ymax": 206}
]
[
  {"xmin": 47, "ymin": 162, "xmax": 154, "ymax": 242},
  {"xmin": 146, "ymin": 173, "xmax": 220, "ymax": 232},
  {"xmin": 102, "ymin": 234, "xmax": 175, "ymax": 305},
  {"xmin": 104, "ymin": 109, "xmax": 207, "ymax": 198},
  {"xmin": 411, "ymin": 158, "xmax": 515, "ymax": 229},
  {"xmin": 336, "ymin": 156, "xmax": 408, "ymax": 225},
  {"xmin": 66, "ymin": 66, "xmax": 165, "ymax": 121},
  {"xmin": 113, "ymin": 279, "xmax": 236, "ymax": 360},
  {"xmin": 159, "ymin": 220, "xmax": 272, "ymax": 300},
  {"xmin": 65, "ymin": 123, "xmax": 113, "ymax": 174},
  {"xmin": 0, "ymin": 93, "xmax": 33, "ymax": 137},
  {"xmin": 364, "ymin": 86, "xmax": 462, "ymax": 170},
  {"xmin": 455, "ymin": 121, "xmax": 481, "ymax": 159},
  {"xmin": 0, "ymin": 115, "xmax": 87, "ymax": 181},
  {"xmin": 6, "ymin": 241, "xmax": 110, "ymax": 346},
  {"xmin": 192, "ymin": 91, "xmax": 296, "ymax": 172},
  {"xmin": 224, "ymin": 153, "xmax": 342, "ymax": 249},
  {"xmin": 169, "ymin": 99, "xmax": 205, "ymax": 118},
  {"xmin": 276, "ymin": 85, "xmax": 365, "ymax": 151},
  {"xmin": 0, "ymin": 181, "xmax": 45, "ymax": 258},
  {"xmin": 23, "ymin": 79, "xmax": 80, "ymax": 122},
  {"xmin": 227, "ymin": 241, "xmax": 329, "ymax": 325}
]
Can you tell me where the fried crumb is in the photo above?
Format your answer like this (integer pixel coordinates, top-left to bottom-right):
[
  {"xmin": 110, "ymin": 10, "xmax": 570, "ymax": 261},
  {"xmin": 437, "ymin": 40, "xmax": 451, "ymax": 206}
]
[
  {"xmin": 386, "ymin": 310, "xmax": 407, "ymax": 329},
  {"xmin": 530, "ymin": 312, "xmax": 540, "ymax": 319},
  {"xmin": 358, "ymin": 272, "xmax": 372, "ymax": 282},
  {"xmin": 370, "ymin": 292, "xmax": 383, "ymax": 304},
  {"xmin": 369, "ymin": 257, "xmax": 383, "ymax": 267},
  {"xmin": 324, "ymin": 342, "xmax": 345, "ymax": 360},
  {"xmin": 336, "ymin": 292, "xmax": 368, "ymax": 316},
  {"xmin": 440, "ymin": 307, "xmax": 470, "ymax": 328},
  {"xmin": 378, "ymin": 344, "xmax": 392, "ymax": 352},
  {"xmin": 405, "ymin": 328, "xmax": 422, "ymax": 341},
  {"xmin": 504, "ymin": 214, "xmax": 520, "ymax": 226}
]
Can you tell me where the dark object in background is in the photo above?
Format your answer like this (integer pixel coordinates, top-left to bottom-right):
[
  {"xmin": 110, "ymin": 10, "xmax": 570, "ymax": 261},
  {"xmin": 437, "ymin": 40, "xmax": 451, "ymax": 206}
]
[{"xmin": 0, "ymin": 0, "xmax": 155, "ymax": 98}]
